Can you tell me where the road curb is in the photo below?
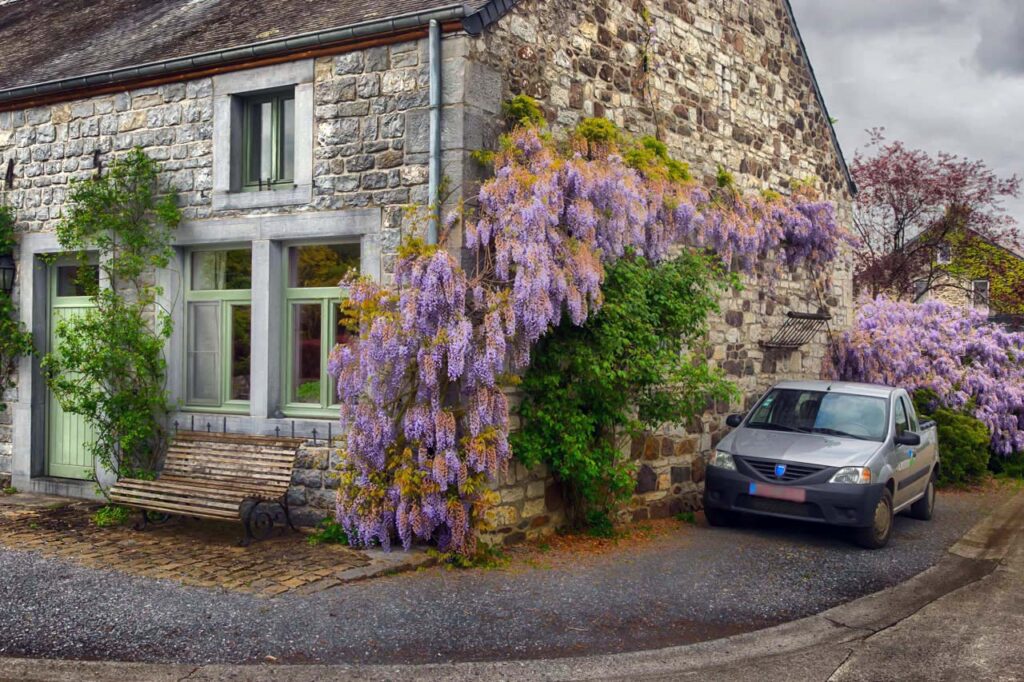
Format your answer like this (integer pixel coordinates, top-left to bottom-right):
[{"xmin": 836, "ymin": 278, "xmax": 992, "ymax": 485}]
[{"xmin": 2, "ymin": 490, "xmax": 1022, "ymax": 682}]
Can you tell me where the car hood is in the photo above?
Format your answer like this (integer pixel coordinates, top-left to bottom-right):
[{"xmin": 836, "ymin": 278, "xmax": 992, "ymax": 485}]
[{"xmin": 719, "ymin": 427, "xmax": 882, "ymax": 468}]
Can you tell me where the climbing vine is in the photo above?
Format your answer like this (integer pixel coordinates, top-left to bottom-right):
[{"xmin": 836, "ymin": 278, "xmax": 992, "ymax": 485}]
[
  {"xmin": 42, "ymin": 149, "xmax": 180, "ymax": 485},
  {"xmin": 331, "ymin": 102, "xmax": 851, "ymax": 555},
  {"xmin": 0, "ymin": 205, "xmax": 34, "ymax": 413},
  {"xmin": 943, "ymin": 229, "xmax": 1024, "ymax": 315}
]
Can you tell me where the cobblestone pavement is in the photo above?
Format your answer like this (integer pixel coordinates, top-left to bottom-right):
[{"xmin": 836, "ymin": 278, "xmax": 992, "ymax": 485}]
[{"xmin": 0, "ymin": 495, "xmax": 370, "ymax": 597}]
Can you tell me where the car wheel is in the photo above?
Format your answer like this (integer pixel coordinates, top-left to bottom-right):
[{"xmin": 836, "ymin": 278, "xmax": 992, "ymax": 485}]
[
  {"xmin": 704, "ymin": 504, "xmax": 737, "ymax": 527},
  {"xmin": 909, "ymin": 474, "xmax": 936, "ymax": 521},
  {"xmin": 854, "ymin": 487, "xmax": 894, "ymax": 549}
]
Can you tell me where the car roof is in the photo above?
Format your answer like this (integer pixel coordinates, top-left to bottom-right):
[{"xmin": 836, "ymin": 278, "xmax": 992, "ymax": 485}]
[{"xmin": 771, "ymin": 380, "xmax": 897, "ymax": 398}]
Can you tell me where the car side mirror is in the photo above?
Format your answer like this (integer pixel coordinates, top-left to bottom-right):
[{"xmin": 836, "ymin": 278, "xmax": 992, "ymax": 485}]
[
  {"xmin": 725, "ymin": 413, "xmax": 745, "ymax": 428},
  {"xmin": 894, "ymin": 431, "xmax": 921, "ymax": 447}
]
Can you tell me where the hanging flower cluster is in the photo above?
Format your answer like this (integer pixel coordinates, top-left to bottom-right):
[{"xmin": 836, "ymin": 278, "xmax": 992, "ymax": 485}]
[
  {"xmin": 825, "ymin": 297, "xmax": 1024, "ymax": 456},
  {"xmin": 331, "ymin": 122, "xmax": 851, "ymax": 554}
]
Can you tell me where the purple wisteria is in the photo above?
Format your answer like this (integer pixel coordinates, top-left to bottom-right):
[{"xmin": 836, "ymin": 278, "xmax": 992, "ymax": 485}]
[
  {"xmin": 825, "ymin": 297, "xmax": 1024, "ymax": 456},
  {"xmin": 331, "ymin": 124, "xmax": 851, "ymax": 554}
]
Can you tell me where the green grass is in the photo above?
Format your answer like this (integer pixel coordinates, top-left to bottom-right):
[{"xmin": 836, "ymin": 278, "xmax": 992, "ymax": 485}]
[
  {"xmin": 307, "ymin": 518, "xmax": 349, "ymax": 547},
  {"xmin": 675, "ymin": 511, "xmax": 696, "ymax": 524},
  {"xmin": 92, "ymin": 504, "xmax": 133, "ymax": 528}
]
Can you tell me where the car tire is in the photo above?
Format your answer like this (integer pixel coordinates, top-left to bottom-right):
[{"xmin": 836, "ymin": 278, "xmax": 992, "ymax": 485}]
[
  {"xmin": 909, "ymin": 474, "xmax": 936, "ymax": 521},
  {"xmin": 704, "ymin": 504, "xmax": 737, "ymax": 527},
  {"xmin": 854, "ymin": 487, "xmax": 894, "ymax": 549}
]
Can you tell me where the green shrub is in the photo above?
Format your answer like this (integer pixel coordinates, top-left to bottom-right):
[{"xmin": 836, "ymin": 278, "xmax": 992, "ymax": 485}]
[
  {"xmin": 502, "ymin": 94, "xmax": 545, "ymax": 128},
  {"xmin": 92, "ymin": 505, "xmax": 132, "ymax": 528},
  {"xmin": 307, "ymin": 518, "xmax": 349, "ymax": 546},
  {"xmin": 913, "ymin": 391, "xmax": 990, "ymax": 487},
  {"xmin": 514, "ymin": 251, "xmax": 738, "ymax": 530},
  {"xmin": 989, "ymin": 451, "xmax": 1024, "ymax": 480}
]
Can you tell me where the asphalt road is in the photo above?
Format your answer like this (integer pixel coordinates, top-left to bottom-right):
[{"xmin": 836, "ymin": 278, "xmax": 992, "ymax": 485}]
[{"xmin": 0, "ymin": 487, "xmax": 1009, "ymax": 666}]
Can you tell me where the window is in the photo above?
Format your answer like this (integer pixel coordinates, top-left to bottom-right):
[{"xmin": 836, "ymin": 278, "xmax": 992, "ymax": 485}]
[
  {"xmin": 241, "ymin": 89, "xmax": 295, "ymax": 190},
  {"xmin": 912, "ymin": 279, "xmax": 928, "ymax": 302},
  {"xmin": 894, "ymin": 397, "xmax": 909, "ymax": 436},
  {"xmin": 55, "ymin": 264, "xmax": 98, "ymax": 297},
  {"xmin": 972, "ymin": 279, "xmax": 990, "ymax": 307},
  {"xmin": 185, "ymin": 249, "xmax": 252, "ymax": 409},
  {"xmin": 283, "ymin": 243, "xmax": 361, "ymax": 413},
  {"xmin": 747, "ymin": 388, "xmax": 889, "ymax": 442},
  {"xmin": 903, "ymin": 396, "xmax": 919, "ymax": 432},
  {"xmin": 936, "ymin": 243, "xmax": 952, "ymax": 265}
]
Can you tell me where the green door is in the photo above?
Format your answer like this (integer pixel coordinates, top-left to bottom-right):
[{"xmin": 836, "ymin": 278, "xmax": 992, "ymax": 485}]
[{"xmin": 46, "ymin": 263, "xmax": 97, "ymax": 480}]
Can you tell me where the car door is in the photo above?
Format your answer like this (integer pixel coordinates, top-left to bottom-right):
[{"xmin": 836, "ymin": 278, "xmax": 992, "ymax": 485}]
[
  {"xmin": 890, "ymin": 395, "xmax": 915, "ymax": 507},
  {"xmin": 899, "ymin": 394, "xmax": 932, "ymax": 499}
]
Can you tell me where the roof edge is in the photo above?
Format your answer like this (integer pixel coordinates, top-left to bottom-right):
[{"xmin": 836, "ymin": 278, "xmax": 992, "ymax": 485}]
[
  {"xmin": 462, "ymin": 0, "xmax": 521, "ymax": 35},
  {"xmin": 781, "ymin": 0, "xmax": 857, "ymax": 196},
  {"xmin": 0, "ymin": 3, "xmax": 468, "ymax": 105}
]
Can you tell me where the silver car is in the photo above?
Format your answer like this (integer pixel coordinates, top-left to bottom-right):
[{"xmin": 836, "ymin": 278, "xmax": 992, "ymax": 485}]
[{"xmin": 703, "ymin": 380, "xmax": 940, "ymax": 548}]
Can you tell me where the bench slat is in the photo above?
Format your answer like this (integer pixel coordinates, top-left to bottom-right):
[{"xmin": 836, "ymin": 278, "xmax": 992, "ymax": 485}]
[
  {"xmin": 110, "ymin": 496, "xmax": 241, "ymax": 520},
  {"xmin": 110, "ymin": 485, "xmax": 244, "ymax": 512}
]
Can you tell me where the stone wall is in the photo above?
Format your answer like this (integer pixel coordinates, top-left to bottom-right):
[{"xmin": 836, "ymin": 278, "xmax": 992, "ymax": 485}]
[{"xmin": 463, "ymin": 0, "xmax": 857, "ymax": 540}]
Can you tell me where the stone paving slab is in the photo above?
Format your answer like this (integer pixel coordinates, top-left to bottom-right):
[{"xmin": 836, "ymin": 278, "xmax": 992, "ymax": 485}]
[{"xmin": 0, "ymin": 493, "xmax": 427, "ymax": 597}]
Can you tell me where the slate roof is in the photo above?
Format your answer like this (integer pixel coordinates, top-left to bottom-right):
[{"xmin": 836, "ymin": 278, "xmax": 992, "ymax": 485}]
[{"xmin": 0, "ymin": 0, "xmax": 490, "ymax": 92}]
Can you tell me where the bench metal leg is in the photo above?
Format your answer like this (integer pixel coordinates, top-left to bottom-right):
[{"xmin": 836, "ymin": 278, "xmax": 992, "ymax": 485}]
[
  {"xmin": 133, "ymin": 510, "xmax": 171, "ymax": 531},
  {"xmin": 239, "ymin": 500, "xmax": 277, "ymax": 547},
  {"xmin": 281, "ymin": 495, "xmax": 298, "ymax": 532}
]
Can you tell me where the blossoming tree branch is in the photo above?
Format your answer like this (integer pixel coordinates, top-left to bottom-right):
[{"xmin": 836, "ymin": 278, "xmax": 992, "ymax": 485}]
[{"xmin": 328, "ymin": 107, "xmax": 852, "ymax": 555}]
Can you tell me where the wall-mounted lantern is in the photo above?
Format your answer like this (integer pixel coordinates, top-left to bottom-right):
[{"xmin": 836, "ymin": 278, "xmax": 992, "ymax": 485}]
[{"xmin": 0, "ymin": 252, "xmax": 15, "ymax": 296}]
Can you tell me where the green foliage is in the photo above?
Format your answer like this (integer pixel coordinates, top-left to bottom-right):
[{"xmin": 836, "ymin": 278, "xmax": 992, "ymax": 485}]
[
  {"xmin": 623, "ymin": 136, "xmax": 691, "ymax": 183},
  {"xmin": 92, "ymin": 504, "xmax": 132, "ymax": 528},
  {"xmin": 307, "ymin": 518, "xmax": 350, "ymax": 546},
  {"xmin": 42, "ymin": 148, "xmax": 180, "ymax": 486},
  {"xmin": 576, "ymin": 117, "xmax": 620, "ymax": 145},
  {"xmin": 2, "ymin": 486, "xmax": 17, "ymax": 495},
  {"xmin": 675, "ymin": 511, "xmax": 696, "ymax": 524},
  {"xmin": 502, "ymin": 94, "xmax": 545, "ymax": 128},
  {"xmin": 913, "ymin": 390, "xmax": 991, "ymax": 487},
  {"xmin": 944, "ymin": 230, "xmax": 1024, "ymax": 315},
  {"xmin": 428, "ymin": 542, "xmax": 509, "ymax": 569},
  {"xmin": 514, "ymin": 251, "xmax": 739, "ymax": 528},
  {"xmin": 0, "ymin": 205, "xmax": 35, "ymax": 414},
  {"xmin": 990, "ymin": 451, "xmax": 1024, "ymax": 480},
  {"xmin": 716, "ymin": 165, "xmax": 735, "ymax": 189}
]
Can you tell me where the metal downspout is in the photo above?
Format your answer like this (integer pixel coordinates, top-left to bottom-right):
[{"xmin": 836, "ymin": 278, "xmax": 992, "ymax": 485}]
[{"xmin": 427, "ymin": 19, "xmax": 442, "ymax": 245}]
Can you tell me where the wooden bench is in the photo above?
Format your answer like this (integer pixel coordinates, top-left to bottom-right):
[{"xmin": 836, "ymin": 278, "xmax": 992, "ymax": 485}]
[{"xmin": 110, "ymin": 431, "xmax": 307, "ymax": 545}]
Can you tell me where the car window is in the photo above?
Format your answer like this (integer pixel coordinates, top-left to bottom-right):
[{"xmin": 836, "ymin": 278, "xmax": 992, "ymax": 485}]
[
  {"xmin": 902, "ymin": 396, "xmax": 918, "ymax": 432},
  {"xmin": 894, "ymin": 398, "xmax": 909, "ymax": 436},
  {"xmin": 747, "ymin": 389, "xmax": 888, "ymax": 441}
]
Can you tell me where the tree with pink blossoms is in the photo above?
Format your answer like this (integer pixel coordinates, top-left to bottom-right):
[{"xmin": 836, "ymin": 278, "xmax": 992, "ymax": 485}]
[
  {"xmin": 330, "ymin": 108, "xmax": 852, "ymax": 556},
  {"xmin": 825, "ymin": 297, "xmax": 1024, "ymax": 457},
  {"xmin": 851, "ymin": 129, "xmax": 1021, "ymax": 300}
]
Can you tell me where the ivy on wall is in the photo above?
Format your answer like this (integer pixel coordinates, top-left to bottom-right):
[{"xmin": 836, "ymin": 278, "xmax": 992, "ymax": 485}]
[
  {"xmin": 944, "ymin": 230, "xmax": 1024, "ymax": 315},
  {"xmin": 42, "ymin": 148, "xmax": 181, "ymax": 485},
  {"xmin": 0, "ymin": 205, "xmax": 34, "ymax": 413}
]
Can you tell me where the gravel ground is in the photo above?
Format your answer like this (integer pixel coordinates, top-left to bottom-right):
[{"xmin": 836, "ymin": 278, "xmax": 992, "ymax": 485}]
[{"xmin": 0, "ymin": 487, "xmax": 1010, "ymax": 665}]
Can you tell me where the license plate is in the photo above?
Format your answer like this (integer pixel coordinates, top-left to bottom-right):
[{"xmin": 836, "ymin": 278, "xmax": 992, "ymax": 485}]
[{"xmin": 749, "ymin": 482, "xmax": 806, "ymax": 502}]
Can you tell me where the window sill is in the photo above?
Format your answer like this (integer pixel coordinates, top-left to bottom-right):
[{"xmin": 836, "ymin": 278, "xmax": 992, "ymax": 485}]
[{"xmin": 212, "ymin": 184, "xmax": 312, "ymax": 211}]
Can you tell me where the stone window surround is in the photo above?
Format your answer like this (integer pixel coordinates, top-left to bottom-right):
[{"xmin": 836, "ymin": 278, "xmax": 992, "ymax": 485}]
[
  {"xmin": 212, "ymin": 60, "xmax": 315, "ymax": 211},
  {"xmin": 11, "ymin": 208, "xmax": 380, "ymax": 500}
]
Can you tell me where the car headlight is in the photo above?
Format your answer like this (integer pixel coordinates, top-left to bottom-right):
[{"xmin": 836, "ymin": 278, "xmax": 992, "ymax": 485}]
[
  {"xmin": 829, "ymin": 467, "xmax": 872, "ymax": 485},
  {"xmin": 709, "ymin": 450, "xmax": 736, "ymax": 471}
]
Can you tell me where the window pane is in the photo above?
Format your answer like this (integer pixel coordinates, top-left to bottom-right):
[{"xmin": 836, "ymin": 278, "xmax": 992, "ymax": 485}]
[
  {"xmin": 281, "ymin": 96, "xmax": 295, "ymax": 182},
  {"xmin": 288, "ymin": 243, "xmax": 361, "ymax": 288},
  {"xmin": 260, "ymin": 101, "xmax": 273, "ymax": 181},
  {"xmin": 187, "ymin": 302, "xmax": 220, "ymax": 405},
  {"xmin": 246, "ymin": 100, "xmax": 263, "ymax": 184},
  {"xmin": 230, "ymin": 305, "xmax": 252, "ymax": 401},
  {"xmin": 191, "ymin": 250, "xmax": 252, "ymax": 290},
  {"xmin": 292, "ymin": 303, "xmax": 322, "ymax": 404},
  {"xmin": 56, "ymin": 265, "xmax": 97, "ymax": 297}
]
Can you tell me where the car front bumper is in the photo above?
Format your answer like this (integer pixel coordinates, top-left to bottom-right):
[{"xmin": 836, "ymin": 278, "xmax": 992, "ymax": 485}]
[{"xmin": 704, "ymin": 466, "xmax": 885, "ymax": 528}]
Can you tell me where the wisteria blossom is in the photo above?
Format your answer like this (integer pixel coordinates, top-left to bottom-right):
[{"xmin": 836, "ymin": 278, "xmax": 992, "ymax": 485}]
[
  {"xmin": 331, "ymin": 123, "xmax": 851, "ymax": 554},
  {"xmin": 825, "ymin": 297, "xmax": 1024, "ymax": 456}
]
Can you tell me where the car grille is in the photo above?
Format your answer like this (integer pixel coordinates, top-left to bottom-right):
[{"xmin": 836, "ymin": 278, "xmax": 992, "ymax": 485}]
[
  {"xmin": 736, "ymin": 495, "xmax": 823, "ymax": 519},
  {"xmin": 742, "ymin": 457, "xmax": 825, "ymax": 483}
]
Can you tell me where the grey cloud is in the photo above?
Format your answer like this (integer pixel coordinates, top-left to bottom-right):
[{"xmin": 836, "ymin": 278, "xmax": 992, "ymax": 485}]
[
  {"xmin": 975, "ymin": 0, "xmax": 1024, "ymax": 74},
  {"xmin": 790, "ymin": 0, "xmax": 965, "ymax": 37}
]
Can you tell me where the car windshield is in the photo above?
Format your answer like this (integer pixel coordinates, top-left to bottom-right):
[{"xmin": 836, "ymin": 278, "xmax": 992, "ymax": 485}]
[{"xmin": 745, "ymin": 388, "xmax": 889, "ymax": 442}]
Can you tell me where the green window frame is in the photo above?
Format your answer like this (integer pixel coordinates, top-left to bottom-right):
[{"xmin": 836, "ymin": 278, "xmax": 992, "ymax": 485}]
[
  {"xmin": 184, "ymin": 248, "xmax": 253, "ymax": 412},
  {"xmin": 282, "ymin": 243, "xmax": 361, "ymax": 417},
  {"xmin": 241, "ymin": 89, "xmax": 295, "ymax": 190}
]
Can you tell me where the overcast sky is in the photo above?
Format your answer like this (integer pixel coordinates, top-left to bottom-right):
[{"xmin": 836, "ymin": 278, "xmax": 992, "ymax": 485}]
[{"xmin": 789, "ymin": 0, "xmax": 1024, "ymax": 227}]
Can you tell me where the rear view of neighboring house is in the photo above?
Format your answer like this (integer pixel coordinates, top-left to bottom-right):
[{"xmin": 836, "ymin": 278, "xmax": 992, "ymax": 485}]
[{"xmin": 912, "ymin": 227, "xmax": 1024, "ymax": 328}]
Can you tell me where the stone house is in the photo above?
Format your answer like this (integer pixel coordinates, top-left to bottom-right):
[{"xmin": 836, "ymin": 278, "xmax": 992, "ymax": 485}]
[
  {"xmin": 0, "ymin": 0, "xmax": 855, "ymax": 541},
  {"xmin": 910, "ymin": 227, "xmax": 1024, "ymax": 325}
]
